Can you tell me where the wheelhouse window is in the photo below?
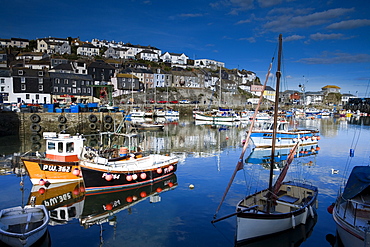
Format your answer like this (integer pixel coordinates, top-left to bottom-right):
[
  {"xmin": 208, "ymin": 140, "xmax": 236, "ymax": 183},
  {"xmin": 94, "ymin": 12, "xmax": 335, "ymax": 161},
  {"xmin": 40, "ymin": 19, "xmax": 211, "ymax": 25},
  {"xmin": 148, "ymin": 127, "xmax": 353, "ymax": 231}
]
[
  {"xmin": 66, "ymin": 142, "xmax": 74, "ymax": 152},
  {"xmin": 58, "ymin": 142, "xmax": 63, "ymax": 153},
  {"xmin": 48, "ymin": 142, "xmax": 56, "ymax": 150}
]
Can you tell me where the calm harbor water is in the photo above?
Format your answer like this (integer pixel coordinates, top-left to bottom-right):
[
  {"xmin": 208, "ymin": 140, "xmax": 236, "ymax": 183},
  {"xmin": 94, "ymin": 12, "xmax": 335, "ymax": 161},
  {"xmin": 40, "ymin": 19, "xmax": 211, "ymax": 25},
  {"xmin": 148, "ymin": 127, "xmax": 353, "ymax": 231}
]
[{"xmin": 1, "ymin": 115, "xmax": 369, "ymax": 247}]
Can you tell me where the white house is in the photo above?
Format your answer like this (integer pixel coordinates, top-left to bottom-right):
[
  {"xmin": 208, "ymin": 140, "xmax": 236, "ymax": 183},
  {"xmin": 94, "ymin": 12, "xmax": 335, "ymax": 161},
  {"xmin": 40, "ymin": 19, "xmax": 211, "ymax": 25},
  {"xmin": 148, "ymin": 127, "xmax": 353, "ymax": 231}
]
[
  {"xmin": 77, "ymin": 43, "xmax": 100, "ymax": 57},
  {"xmin": 0, "ymin": 68, "xmax": 12, "ymax": 104},
  {"xmin": 137, "ymin": 50, "xmax": 159, "ymax": 62},
  {"xmin": 160, "ymin": 52, "xmax": 189, "ymax": 65},
  {"xmin": 194, "ymin": 59, "xmax": 225, "ymax": 69},
  {"xmin": 36, "ymin": 37, "xmax": 71, "ymax": 54}
]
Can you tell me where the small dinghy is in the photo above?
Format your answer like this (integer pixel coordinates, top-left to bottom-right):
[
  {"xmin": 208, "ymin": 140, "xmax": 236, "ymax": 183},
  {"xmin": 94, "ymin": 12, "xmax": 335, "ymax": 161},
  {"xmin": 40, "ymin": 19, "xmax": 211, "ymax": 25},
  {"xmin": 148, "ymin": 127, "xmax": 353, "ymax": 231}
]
[{"xmin": 0, "ymin": 204, "xmax": 50, "ymax": 247}]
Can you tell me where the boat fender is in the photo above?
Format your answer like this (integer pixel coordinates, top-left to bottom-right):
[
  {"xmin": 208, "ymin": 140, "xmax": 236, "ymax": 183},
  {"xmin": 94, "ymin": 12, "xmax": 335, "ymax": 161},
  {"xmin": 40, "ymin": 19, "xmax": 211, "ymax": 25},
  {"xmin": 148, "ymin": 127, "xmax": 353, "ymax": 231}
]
[
  {"xmin": 30, "ymin": 113, "xmax": 41, "ymax": 123},
  {"xmin": 31, "ymin": 142, "xmax": 41, "ymax": 151},
  {"xmin": 157, "ymin": 168, "xmax": 162, "ymax": 174},
  {"xmin": 309, "ymin": 205, "xmax": 315, "ymax": 218},
  {"xmin": 30, "ymin": 123, "xmax": 41, "ymax": 132},
  {"xmin": 30, "ymin": 134, "xmax": 42, "ymax": 143},
  {"xmin": 89, "ymin": 123, "xmax": 97, "ymax": 130},
  {"xmin": 58, "ymin": 115, "xmax": 67, "ymax": 123},
  {"xmin": 104, "ymin": 123, "xmax": 112, "ymax": 130},
  {"xmin": 89, "ymin": 114, "xmax": 98, "ymax": 123},
  {"xmin": 291, "ymin": 215, "xmax": 296, "ymax": 229},
  {"xmin": 104, "ymin": 115, "xmax": 113, "ymax": 123},
  {"xmin": 140, "ymin": 173, "xmax": 147, "ymax": 179},
  {"xmin": 59, "ymin": 124, "xmax": 67, "ymax": 131},
  {"xmin": 132, "ymin": 174, "xmax": 138, "ymax": 180},
  {"xmin": 126, "ymin": 175, "xmax": 133, "ymax": 181}
]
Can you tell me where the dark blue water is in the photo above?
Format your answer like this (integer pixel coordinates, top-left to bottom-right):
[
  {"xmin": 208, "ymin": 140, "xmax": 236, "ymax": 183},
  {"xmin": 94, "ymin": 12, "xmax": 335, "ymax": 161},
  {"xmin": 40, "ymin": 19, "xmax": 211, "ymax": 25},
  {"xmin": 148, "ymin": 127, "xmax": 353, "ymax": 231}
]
[{"xmin": 1, "ymin": 116, "xmax": 369, "ymax": 247}]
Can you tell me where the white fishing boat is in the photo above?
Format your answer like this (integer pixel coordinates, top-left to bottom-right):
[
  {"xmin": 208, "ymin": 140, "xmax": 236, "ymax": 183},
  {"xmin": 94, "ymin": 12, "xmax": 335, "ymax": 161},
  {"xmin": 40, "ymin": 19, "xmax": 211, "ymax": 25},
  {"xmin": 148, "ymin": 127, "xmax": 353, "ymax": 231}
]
[
  {"xmin": 249, "ymin": 120, "xmax": 320, "ymax": 148},
  {"xmin": 0, "ymin": 205, "xmax": 50, "ymax": 247},
  {"xmin": 212, "ymin": 34, "xmax": 318, "ymax": 245},
  {"xmin": 332, "ymin": 166, "xmax": 370, "ymax": 247}
]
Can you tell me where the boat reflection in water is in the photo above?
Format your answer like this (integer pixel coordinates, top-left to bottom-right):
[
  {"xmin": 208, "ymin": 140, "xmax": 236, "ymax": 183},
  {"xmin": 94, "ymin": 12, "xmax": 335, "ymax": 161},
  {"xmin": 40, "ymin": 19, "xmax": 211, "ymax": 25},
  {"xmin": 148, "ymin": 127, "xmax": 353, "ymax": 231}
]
[
  {"xmin": 236, "ymin": 214, "xmax": 317, "ymax": 247},
  {"xmin": 79, "ymin": 173, "xmax": 177, "ymax": 228},
  {"xmin": 27, "ymin": 180, "xmax": 86, "ymax": 225},
  {"xmin": 245, "ymin": 144, "xmax": 319, "ymax": 168}
]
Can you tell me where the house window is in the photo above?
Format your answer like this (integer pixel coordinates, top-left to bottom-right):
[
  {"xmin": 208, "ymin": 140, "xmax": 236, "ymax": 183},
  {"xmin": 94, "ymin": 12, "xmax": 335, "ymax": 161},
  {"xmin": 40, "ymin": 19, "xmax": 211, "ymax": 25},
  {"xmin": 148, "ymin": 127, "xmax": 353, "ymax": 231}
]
[
  {"xmin": 18, "ymin": 70, "xmax": 23, "ymax": 75},
  {"xmin": 87, "ymin": 88, "xmax": 91, "ymax": 93},
  {"xmin": 61, "ymin": 87, "xmax": 65, "ymax": 93},
  {"xmin": 56, "ymin": 78, "xmax": 60, "ymax": 84},
  {"xmin": 81, "ymin": 80, "xmax": 84, "ymax": 85},
  {"xmin": 77, "ymin": 88, "xmax": 81, "ymax": 93},
  {"xmin": 67, "ymin": 87, "xmax": 71, "ymax": 93},
  {"xmin": 21, "ymin": 84, "xmax": 26, "ymax": 90},
  {"xmin": 26, "ymin": 94, "xmax": 30, "ymax": 99},
  {"xmin": 21, "ymin": 77, "xmax": 25, "ymax": 83},
  {"xmin": 72, "ymin": 88, "xmax": 76, "ymax": 94},
  {"xmin": 36, "ymin": 94, "xmax": 39, "ymax": 100},
  {"xmin": 39, "ymin": 85, "xmax": 43, "ymax": 91},
  {"xmin": 1, "ymin": 86, "xmax": 4, "ymax": 91},
  {"xmin": 64, "ymin": 79, "xmax": 68, "ymax": 84},
  {"xmin": 53, "ymin": 87, "xmax": 58, "ymax": 93},
  {"xmin": 0, "ymin": 79, "xmax": 4, "ymax": 83},
  {"xmin": 38, "ymin": 71, "xmax": 43, "ymax": 76},
  {"xmin": 39, "ymin": 78, "xmax": 43, "ymax": 84},
  {"xmin": 72, "ymin": 80, "xmax": 77, "ymax": 87},
  {"xmin": 82, "ymin": 88, "xmax": 86, "ymax": 93},
  {"xmin": 86, "ymin": 81, "xmax": 89, "ymax": 85}
]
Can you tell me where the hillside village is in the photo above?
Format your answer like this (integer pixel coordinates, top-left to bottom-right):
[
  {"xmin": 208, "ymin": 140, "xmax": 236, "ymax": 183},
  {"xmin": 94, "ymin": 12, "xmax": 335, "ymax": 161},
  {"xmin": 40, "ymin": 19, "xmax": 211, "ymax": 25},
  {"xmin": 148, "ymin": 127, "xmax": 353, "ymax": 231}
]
[{"xmin": 0, "ymin": 37, "xmax": 356, "ymax": 108}]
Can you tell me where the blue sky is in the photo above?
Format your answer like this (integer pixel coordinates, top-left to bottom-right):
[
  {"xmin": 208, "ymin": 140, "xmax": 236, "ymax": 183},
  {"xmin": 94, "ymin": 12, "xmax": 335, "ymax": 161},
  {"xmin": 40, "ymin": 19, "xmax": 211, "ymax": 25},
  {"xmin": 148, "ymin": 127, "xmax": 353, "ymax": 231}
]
[{"xmin": 1, "ymin": 0, "xmax": 370, "ymax": 96}]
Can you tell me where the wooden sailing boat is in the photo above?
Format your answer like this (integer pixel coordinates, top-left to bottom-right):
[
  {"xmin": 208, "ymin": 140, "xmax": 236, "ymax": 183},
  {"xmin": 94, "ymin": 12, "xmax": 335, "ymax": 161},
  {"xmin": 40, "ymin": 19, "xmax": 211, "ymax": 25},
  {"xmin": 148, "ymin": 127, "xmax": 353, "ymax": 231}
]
[{"xmin": 212, "ymin": 34, "xmax": 318, "ymax": 245}]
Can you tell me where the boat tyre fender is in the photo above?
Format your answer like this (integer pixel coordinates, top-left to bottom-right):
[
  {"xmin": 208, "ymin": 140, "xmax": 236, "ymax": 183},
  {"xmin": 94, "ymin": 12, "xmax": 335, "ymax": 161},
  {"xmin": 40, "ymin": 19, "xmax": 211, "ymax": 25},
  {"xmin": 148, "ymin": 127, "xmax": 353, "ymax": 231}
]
[
  {"xmin": 89, "ymin": 122, "xmax": 97, "ymax": 130},
  {"xmin": 30, "ymin": 134, "xmax": 42, "ymax": 143},
  {"xmin": 30, "ymin": 123, "xmax": 41, "ymax": 132},
  {"xmin": 58, "ymin": 115, "xmax": 67, "ymax": 123},
  {"xmin": 104, "ymin": 123, "xmax": 112, "ymax": 130},
  {"xmin": 30, "ymin": 113, "xmax": 41, "ymax": 123},
  {"xmin": 89, "ymin": 114, "xmax": 98, "ymax": 123},
  {"xmin": 104, "ymin": 115, "xmax": 113, "ymax": 123},
  {"xmin": 59, "ymin": 124, "xmax": 67, "ymax": 131},
  {"xmin": 31, "ymin": 142, "xmax": 41, "ymax": 151}
]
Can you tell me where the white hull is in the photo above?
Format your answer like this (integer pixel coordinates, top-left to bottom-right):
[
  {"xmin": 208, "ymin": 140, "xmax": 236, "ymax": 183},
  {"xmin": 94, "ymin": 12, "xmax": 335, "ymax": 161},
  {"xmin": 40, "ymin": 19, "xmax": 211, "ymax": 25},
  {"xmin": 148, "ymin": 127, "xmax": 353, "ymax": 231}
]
[
  {"xmin": 235, "ymin": 182, "xmax": 318, "ymax": 244},
  {"xmin": 195, "ymin": 113, "xmax": 239, "ymax": 122},
  {"xmin": 251, "ymin": 135, "xmax": 319, "ymax": 148},
  {"xmin": 237, "ymin": 209, "xmax": 310, "ymax": 241},
  {"xmin": 333, "ymin": 210, "xmax": 366, "ymax": 247}
]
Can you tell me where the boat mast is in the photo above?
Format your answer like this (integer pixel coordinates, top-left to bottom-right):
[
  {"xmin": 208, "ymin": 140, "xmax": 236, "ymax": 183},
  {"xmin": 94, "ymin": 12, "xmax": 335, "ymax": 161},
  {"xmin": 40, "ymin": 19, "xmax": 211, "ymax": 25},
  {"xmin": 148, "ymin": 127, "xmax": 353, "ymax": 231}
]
[{"xmin": 268, "ymin": 34, "xmax": 283, "ymax": 195}]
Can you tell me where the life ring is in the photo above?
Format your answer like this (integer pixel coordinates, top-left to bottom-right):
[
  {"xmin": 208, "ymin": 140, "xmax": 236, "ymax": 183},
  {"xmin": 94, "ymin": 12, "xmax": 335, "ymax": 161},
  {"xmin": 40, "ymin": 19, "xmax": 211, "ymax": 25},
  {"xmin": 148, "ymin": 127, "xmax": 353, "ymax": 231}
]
[
  {"xmin": 31, "ymin": 142, "xmax": 41, "ymax": 151},
  {"xmin": 89, "ymin": 123, "xmax": 97, "ymax": 130},
  {"xmin": 30, "ymin": 123, "xmax": 41, "ymax": 132},
  {"xmin": 59, "ymin": 124, "xmax": 67, "ymax": 131},
  {"xmin": 58, "ymin": 115, "xmax": 67, "ymax": 123},
  {"xmin": 104, "ymin": 115, "xmax": 113, "ymax": 123},
  {"xmin": 30, "ymin": 134, "xmax": 42, "ymax": 143},
  {"xmin": 104, "ymin": 123, "xmax": 112, "ymax": 130},
  {"xmin": 30, "ymin": 114, "xmax": 41, "ymax": 123},
  {"xmin": 89, "ymin": 114, "xmax": 98, "ymax": 123}
]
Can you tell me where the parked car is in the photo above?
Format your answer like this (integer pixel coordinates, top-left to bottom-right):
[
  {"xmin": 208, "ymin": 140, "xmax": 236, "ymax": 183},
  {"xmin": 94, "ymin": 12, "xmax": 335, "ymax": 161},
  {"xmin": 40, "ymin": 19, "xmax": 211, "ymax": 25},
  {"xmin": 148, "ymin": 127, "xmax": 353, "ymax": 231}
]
[
  {"xmin": 157, "ymin": 100, "xmax": 168, "ymax": 104},
  {"xmin": 191, "ymin": 101, "xmax": 200, "ymax": 104},
  {"xmin": 147, "ymin": 100, "xmax": 155, "ymax": 104},
  {"xmin": 179, "ymin": 100, "xmax": 190, "ymax": 104},
  {"xmin": 170, "ymin": 100, "xmax": 179, "ymax": 104}
]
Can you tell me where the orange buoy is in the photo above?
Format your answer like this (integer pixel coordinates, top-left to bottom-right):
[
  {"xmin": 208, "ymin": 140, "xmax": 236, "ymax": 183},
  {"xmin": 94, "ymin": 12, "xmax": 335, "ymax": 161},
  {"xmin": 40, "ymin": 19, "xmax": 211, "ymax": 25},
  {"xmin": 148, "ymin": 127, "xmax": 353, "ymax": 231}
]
[
  {"xmin": 316, "ymin": 146, "xmax": 321, "ymax": 151},
  {"xmin": 168, "ymin": 182, "xmax": 174, "ymax": 187},
  {"xmin": 72, "ymin": 168, "xmax": 80, "ymax": 176},
  {"xmin": 126, "ymin": 196, "xmax": 133, "ymax": 203},
  {"xmin": 140, "ymin": 173, "xmax": 147, "ymax": 179},
  {"xmin": 327, "ymin": 203, "xmax": 334, "ymax": 214},
  {"xmin": 105, "ymin": 173, "xmax": 113, "ymax": 181},
  {"xmin": 169, "ymin": 165, "xmax": 174, "ymax": 171},
  {"xmin": 140, "ymin": 191, "xmax": 147, "ymax": 198},
  {"xmin": 38, "ymin": 188, "xmax": 46, "ymax": 195},
  {"xmin": 156, "ymin": 187, "xmax": 162, "ymax": 193},
  {"xmin": 126, "ymin": 175, "xmax": 133, "ymax": 181},
  {"xmin": 105, "ymin": 203, "xmax": 113, "ymax": 211},
  {"xmin": 39, "ymin": 179, "xmax": 46, "ymax": 186},
  {"xmin": 317, "ymin": 136, "xmax": 321, "ymax": 140}
]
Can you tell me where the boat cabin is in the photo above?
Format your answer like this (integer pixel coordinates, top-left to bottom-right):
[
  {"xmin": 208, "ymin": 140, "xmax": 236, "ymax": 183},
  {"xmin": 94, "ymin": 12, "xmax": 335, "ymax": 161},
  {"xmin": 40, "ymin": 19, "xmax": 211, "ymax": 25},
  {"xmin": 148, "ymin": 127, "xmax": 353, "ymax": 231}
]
[
  {"xmin": 261, "ymin": 121, "xmax": 289, "ymax": 131},
  {"xmin": 43, "ymin": 132, "xmax": 85, "ymax": 162}
]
